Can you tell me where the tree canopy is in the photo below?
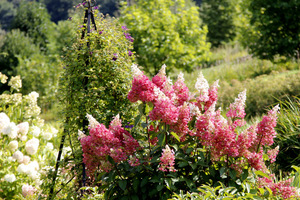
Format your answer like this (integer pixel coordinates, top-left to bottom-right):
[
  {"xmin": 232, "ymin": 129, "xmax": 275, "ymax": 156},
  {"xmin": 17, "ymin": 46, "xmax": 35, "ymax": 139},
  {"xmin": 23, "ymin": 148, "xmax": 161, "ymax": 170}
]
[{"xmin": 120, "ymin": 0, "xmax": 211, "ymax": 75}]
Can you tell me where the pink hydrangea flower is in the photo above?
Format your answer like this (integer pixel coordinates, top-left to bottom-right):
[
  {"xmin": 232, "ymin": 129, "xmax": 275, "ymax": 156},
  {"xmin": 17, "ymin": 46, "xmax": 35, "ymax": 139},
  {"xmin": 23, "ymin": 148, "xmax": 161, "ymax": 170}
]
[
  {"xmin": 254, "ymin": 105, "xmax": 280, "ymax": 147},
  {"xmin": 149, "ymin": 87, "xmax": 179, "ymax": 125},
  {"xmin": 81, "ymin": 114, "xmax": 140, "ymax": 176},
  {"xmin": 173, "ymin": 72, "xmax": 189, "ymax": 106},
  {"xmin": 226, "ymin": 90, "xmax": 247, "ymax": 119},
  {"xmin": 152, "ymin": 64, "xmax": 167, "ymax": 90},
  {"xmin": 22, "ymin": 184, "xmax": 37, "ymax": 197},
  {"xmin": 267, "ymin": 146, "xmax": 279, "ymax": 163},
  {"xmin": 170, "ymin": 103, "xmax": 191, "ymax": 140},
  {"xmin": 204, "ymin": 80, "xmax": 219, "ymax": 111},
  {"xmin": 257, "ymin": 176, "xmax": 299, "ymax": 199},
  {"xmin": 128, "ymin": 64, "xmax": 156, "ymax": 103},
  {"xmin": 158, "ymin": 145, "xmax": 176, "ymax": 172}
]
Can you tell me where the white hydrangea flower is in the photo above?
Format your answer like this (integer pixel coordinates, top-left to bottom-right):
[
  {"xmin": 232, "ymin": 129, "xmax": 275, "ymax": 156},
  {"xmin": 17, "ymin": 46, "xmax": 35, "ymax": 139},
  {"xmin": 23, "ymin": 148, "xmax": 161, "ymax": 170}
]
[
  {"xmin": 177, "ymin": 72, "xmax": 185, "ymax": 82},
  {"xmin": 153, "ymin": 86, "xmax": 168, "ymax": 101},
  {"xmin": 17, "ymin": 122, "xmax": 29, "ymax": 136},
  {"xmin": 19, "ymin": 135, "xmax": 27, "ymax": 141},
  {"xmin": 13, "ymin": 150, "xmax": 24, "ymax": 163},
  {"xmin": 0, "ymin": 112, "xmax": 10, "ymax": 132},
  {"xmin": 157, "ymin": 64, "xmax": 167, "ymax": 77},
  {"xmin": 31, "ymin": 126, "xmax": 41, "ymax": 137},
  {"xmin": 2, "ymin": 122, "xmax": 18, "ymax": 139},
  {"xmin": 45, "ymin": 142, "xmax": 53, "ymax": 151},
  {"xmin": 188, "ymin": 103, "xmax": 201, "ymax": 117},
  {"xmin": 22, "ymin": 155, "xmax": 30, "ymax": 165},
  {"xmin": 86, "ymin": 114, "xmax": 100, "ymax": 129},
  {"xmin": 232, "ymin": 89, "xmax": 247, "ymax": 109},
  {"xmin": 41, "ymin": 131, "xmax": 52, "ymax": 141},
  {"xmin": 195, "ymin": 72, "xmax": 209, "ymax": 101},
  {"xmin": 27, "ymin": 91, "xmax": 39, "ymax": 104},
  {"xmin": 7, "ymin": 156, "xmax": 15, "ymax": 162},
  {"xmin": 50, "ymin": 127, "xmax": 58, "ymax": 137},
  {"xmin": 8, "ymin": 140, "xmax": 18, "ymax": 151},
  {"xmin": 131, "ymin": 64, "xmax": 143, "ymax": 78},
  {"xmin": 17, "ymin": 163, "xmax": 29, "ymax": 174},
  {"xmin": 0, "ymin": 72, "xmax": 8, "ymax": 84},
  {"xmin": 28, "ymin": 169, "xmax": 40, "ymax": 180},
  {"xmin": 28, "ymin": 160, "xmax": 39, "ymax": 171},
  {"xmin": 4, "ymin": 174, "xmax": 16, "ymax": 182},
  {"xmin": 10, "ymin": 93, "xmax": 22, "ymax": 105},
  {"xmin": 25, "ymin": 138, "xmax": 39, "ymax": 155},
  {"xmin": 110, "ymin": 114, "xmax": 122, "ymax": 127},
  {"xmin": 78, "ymin": 130, "xmax": 86, "ymax": 140},
  {"xmin": 8, "ymin": 75, "xmax": 22, "ymax": 91}
]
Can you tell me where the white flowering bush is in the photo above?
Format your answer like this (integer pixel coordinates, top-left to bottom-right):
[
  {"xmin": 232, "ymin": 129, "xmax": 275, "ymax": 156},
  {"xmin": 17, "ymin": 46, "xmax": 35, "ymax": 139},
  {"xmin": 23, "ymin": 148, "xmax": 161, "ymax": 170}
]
[{"xmin": 0, "ymin": 72, "xmax": 67, "ymax": 199}]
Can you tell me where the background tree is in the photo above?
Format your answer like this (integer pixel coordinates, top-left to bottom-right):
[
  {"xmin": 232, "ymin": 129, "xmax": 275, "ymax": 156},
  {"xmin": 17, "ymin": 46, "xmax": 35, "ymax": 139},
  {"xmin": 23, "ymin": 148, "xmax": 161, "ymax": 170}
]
[
  {"xmin": 0, "ymin": 0, "xmax": 16, "ymax": 30},
  {"xmin": 10, "ymin": 0, "xmax": 54, "ymax": 51},
  {"xmin": 199, "ymin": 0, "xmax": 236, "ymax": 48},
  {"xmin": 120, "ymin": 0, "xmax": 211, "ymax": 75},
  {"xmin": 0, "ymin": 29, "xmax": 40, "ymax": 76},
  {"xmin": 247, "ymin": 0, "xmax": 300, "ymax": 60}
]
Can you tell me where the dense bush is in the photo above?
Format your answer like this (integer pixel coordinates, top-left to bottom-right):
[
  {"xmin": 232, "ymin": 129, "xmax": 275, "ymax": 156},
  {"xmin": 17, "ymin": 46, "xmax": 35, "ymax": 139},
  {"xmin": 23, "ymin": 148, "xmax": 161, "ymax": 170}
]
[
  {"xmin": 199, "ymin": 0, "xmax": 236, "ymax": 48},
  {"xmin": 58, "ymin": 7, "xmax": 138, "ymax": 196},
  {"xmin": 0, "ymin": 29, "xmax": 40, "ymax": 76},
  {"xmin": 218, "ymin": 70, "xmax": 300, "ymax": 117},
  {"xmin": 247, "ymin": 0, "xmax": 300, "ymax": 60},
  {"xmin": 77, "ymin": 65, "xmax": 299, "ymax": 200},
  {"xmin": 0, "ymin": 73, "xmax": 63, "ymax": 199},
  {"xmin": 120, "ymin": 0, "xmax": 211, "ymax": 75},
  {"xmin": 10, "ymin": 1, "xmax": 55, "ymax": 52}
]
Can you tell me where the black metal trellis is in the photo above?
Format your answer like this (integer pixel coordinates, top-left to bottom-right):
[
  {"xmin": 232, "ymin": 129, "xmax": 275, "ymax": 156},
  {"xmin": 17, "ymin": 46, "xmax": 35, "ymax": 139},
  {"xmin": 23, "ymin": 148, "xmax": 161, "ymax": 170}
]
[{"xmin": 48, "ymin": 1, "xmax": 97, "ymax": 199}]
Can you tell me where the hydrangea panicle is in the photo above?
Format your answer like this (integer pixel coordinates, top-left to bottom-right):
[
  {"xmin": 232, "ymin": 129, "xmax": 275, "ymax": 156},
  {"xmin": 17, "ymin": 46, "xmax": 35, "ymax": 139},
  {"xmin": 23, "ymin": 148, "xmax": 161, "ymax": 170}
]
[
  {"xmin": 226, "ymin": 90, "xmax": 247, "ymax": 119},
  {"xmin": 195, "ymin": 72, "xmax": 209, "ymax": 104},
  {"xmin": 253, "ymin": 105, "xmax": 280, "ymax": 149},
  {"xmin": 152, "ymin": 64, "xmax": 167, "ymax": 90},
  {"xmin": 86, "ymin": 114, "xmax": 100, "ymax": 129},
  {"xmin": 204, "ymin": 80, "xmax": 219, "ymax": 111},
  {"xmin": 173, "ymin": 72, "xmax": 189, "ymax": 106},
  {"xmin": 128, "ymin": 67, "xmax": 156, "ymax": 103},
  {"xmin": 267, "ymin": 146, "xmax": 279, "ymax": 163},
  {"xmin": 158, "ymin": 145, "xmax": 176, "ymax": 172}
]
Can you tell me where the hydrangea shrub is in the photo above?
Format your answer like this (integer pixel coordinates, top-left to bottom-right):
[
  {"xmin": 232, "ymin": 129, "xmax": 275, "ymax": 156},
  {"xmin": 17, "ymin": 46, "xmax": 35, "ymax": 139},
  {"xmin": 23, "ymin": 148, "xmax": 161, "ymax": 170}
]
[
  {"xmin": 0, "ymin": 73, "xmax": 64, "ymax": 199},
  {"xmin": 79, "ymin": 65, "xmax": 299, "ymax": 199}
]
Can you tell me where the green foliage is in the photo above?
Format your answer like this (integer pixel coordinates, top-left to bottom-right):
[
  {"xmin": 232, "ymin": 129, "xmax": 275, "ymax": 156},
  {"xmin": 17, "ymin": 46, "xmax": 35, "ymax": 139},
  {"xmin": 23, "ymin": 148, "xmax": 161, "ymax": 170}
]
[
  {"xmin": 120, "ymin": 0, "xmax": 211, "ymax": 75},
  {"xmin": 15, "ymin": 54, "xmax": 61, "ymax": 106},
  {"xmin": 10, "ymin": 0, "xmax": 55, "ymax": 51},
  {"xmin": 0, "ymin": 29, "xmax": 40, "ymax": 75},
  {"xmin": 247, "ymin": 0, "xmax": 300, "ymax": 60},
  {"xmin": 59, "ymin": 9, "xmax": 137, "ymax": 194},
  {"xmin": 0, "ymin": 0, "xmax": 17, "ymax": 30},
  {"xmin": 199, "ymin": 0, "xmax": 236, "ymax": 48},
  {"xmin": 218, "ymin": 70, "xmax": 300, "ymax": 117},
  {"xmin": 273, "ymin": 97, "xmax": 300, "ymax": 173}
]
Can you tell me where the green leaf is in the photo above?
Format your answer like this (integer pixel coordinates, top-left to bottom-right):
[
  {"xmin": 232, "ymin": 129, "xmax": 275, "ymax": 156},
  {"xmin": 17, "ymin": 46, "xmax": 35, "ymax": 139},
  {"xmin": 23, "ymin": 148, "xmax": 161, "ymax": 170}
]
[
  {"xmin": 220, "ymin": 166, "xmax": 227, "ymax": 179},
  {"xmin": 178, "ymin": 161, "xmax": 188, "ymax": 167},
  {"xmin": 158, "ymin": 133, "xmax": 166, "ymax": 146},
  {"xmin": 170, "ymin": 131, "xmax": 180, "ymax": 142},
  {"xmin": 157, "ymin": 183, "xmax": 164, "ymax": 191},
  {"xmin": 254, "ymin": 170, "xmax": 271, "ymax": 179},
  {"xmin": 141, "ymin": 177, "xmax": 148, "ymax": 187},
  {"xmin": 229, "ymin": 169, "xmax": 237, "ymax": 180},
  {"xmin": 118, "ymin": 180, "xmax": 127, "ymax": 191},
  {"xmin": 138, "ymin": 103, "xmax": 145, "ymax": 115}
]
